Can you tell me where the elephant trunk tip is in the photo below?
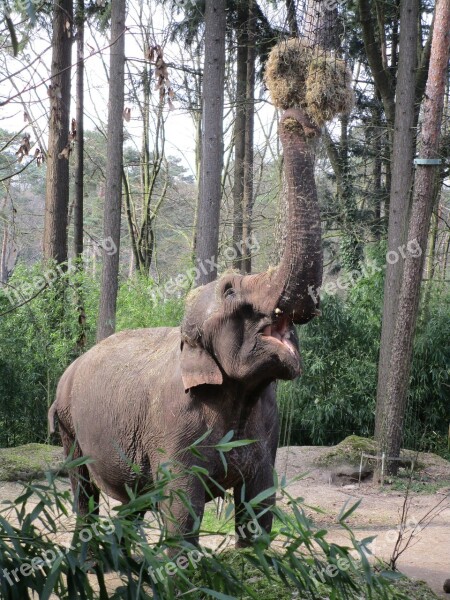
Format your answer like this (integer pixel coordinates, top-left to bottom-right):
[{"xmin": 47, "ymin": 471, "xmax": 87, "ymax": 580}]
[{"xmin": 280, "ymin": 108, "xmax": 321, "ymax": 140}]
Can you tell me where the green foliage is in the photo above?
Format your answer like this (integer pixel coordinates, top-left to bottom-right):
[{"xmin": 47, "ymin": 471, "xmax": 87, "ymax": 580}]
[
  {"xmin": 1, "ymin": 252, "xmax": 448, "ymax": 456},
  {"xmin": 116, "ymin": 275, "xmax": 183, "ymax": 330},
  {"xmin": 0, "ymin": 444, "xmax": 65, "ymax": 481},
  {"xmin": 404, "ymin": 289, "xmax": 450, "ymax": 453},
  {"xmin": 0, "ymin": 440, "xmax": 409, "ymax": 599},
  {"xmin": 0, "ymin": 266, "xmax": 184, "ymax": 448},
  {"xmin": 278, "ymin": 263, "xmax": 450, "ymax": 454},
  {"xmin": 0, "ymin": 264, "xmax": 84, "ymax": 448},
  {"xmin": 314, "ymin": 435, "xmax": 378, "ymax": 468}
]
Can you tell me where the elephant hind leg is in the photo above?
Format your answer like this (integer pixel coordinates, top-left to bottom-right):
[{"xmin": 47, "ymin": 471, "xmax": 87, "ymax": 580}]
[{"xmin": 59, "ymin": 423, "xmax": 99, "ymax": 518}]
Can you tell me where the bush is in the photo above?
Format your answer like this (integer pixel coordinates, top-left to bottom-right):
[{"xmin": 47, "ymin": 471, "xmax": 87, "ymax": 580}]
[
  {"xmin": 0, "ymin": 266, "xmax": 184, "ymax": 447},
  {"xmin": 278, "ymin": 266, "xmax": 450, "ymax": 453},
  {"xmin": 0, "ymin": 437, "xmax": 408, "ymax": 600}
]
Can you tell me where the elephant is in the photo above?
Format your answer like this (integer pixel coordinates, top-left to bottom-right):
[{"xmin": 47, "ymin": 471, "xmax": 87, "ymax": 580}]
[{"xmin": 48, "ymin": 107, "xmax": 323, "ymax": 547}]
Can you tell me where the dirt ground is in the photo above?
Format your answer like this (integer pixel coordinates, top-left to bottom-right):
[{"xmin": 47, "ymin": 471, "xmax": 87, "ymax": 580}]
[
  {"xmin": 275, "ymin": 446, "xmax": 450, "ymax": 599},
  {"xmin": 1, "ymin": 445, "xmax": 449, "ymax": 598}
]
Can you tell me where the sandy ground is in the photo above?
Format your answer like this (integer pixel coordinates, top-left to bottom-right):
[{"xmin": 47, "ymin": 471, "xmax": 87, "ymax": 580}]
[
  {"xmin": 275, "ymin": 446, "xmax": 450, "ymax": 599},
  {"xmin": 1, "ymin": 445, "xmax": 449, "ymax": 598}
]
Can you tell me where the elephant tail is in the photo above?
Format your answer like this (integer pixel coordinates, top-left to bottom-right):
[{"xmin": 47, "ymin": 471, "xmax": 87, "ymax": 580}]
[{"xmin": 48, "ymin": 402, "xmax": 57, "ymax": 434}]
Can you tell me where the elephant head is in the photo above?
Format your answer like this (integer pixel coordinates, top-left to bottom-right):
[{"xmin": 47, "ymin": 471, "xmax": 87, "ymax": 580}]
[{"xmin": 180, "ymin": 108, "xmax": 323, "ymax": 392}]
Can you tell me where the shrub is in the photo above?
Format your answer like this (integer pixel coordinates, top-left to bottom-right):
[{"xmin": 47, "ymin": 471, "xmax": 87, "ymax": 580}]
[
  {"xmin": 278, "ymin": 266, "xmax": 450, "ymax": 454},
  {"xmin": 0, "ymin": 437, "xmax": 407, "ymax": 599},
  {"xmin": 0, "ymin": 266, "xmax": 184, "ymax": 447}
]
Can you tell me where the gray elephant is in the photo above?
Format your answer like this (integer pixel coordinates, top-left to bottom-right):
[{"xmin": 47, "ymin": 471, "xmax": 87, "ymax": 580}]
[{"xmin": 48, "ymin": 108, "xmax": 323, "ymax": 546}]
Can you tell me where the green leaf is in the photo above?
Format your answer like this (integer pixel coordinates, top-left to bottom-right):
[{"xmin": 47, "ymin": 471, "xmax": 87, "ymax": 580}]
[
  {"xmin": 249, "ymin": 486, "xmax": 277, "ymax": 507},
  {"xmin": 190, "ymin": 429, "xmax": 213, "ymax": 447},
  {"xmin": 199, "ymin": 589, "xmax": 236, "ymax": 600},
  {"xmin": 215, "ymin": 439, "xmax": 256, "ymax": 452},
  {"xmin": 218, "ymin": 430, "xmax": 234, "ymax": 444},
  {"xmin": 39, "ymin": 566, "xmax": 61, "ymax": 600},
  {"xmin": 64, "ymin": 456, "xmax": 94, "ymax": 470},
  {"xmin": 338, "ymin": 499, "xmax": 361, "ymax": 523}
]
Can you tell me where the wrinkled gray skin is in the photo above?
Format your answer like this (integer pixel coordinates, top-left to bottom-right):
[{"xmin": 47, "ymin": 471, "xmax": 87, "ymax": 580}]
[{"xmin": 49, "ymin": 108, "xmax": 323, "ymax": 545}]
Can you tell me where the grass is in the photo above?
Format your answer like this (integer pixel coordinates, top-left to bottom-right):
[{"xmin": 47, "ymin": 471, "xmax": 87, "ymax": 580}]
[
  {"xmin": 191, "ymin": 549, "xmax": 441, "ymax": 600},
  {"xmin": 0, "ymin": 443, "xmax": 66, "ymax": 481},
  {"xmin": 385, "ymin": 469, "xmax": 450, "ymax": 494},
  {"xmin": 201, "ymin": 502, "xmax": 286, "ymax": 537},
  {"xmin": 314, "ymin": 435, "xmax": 378, "ymax": 468}
]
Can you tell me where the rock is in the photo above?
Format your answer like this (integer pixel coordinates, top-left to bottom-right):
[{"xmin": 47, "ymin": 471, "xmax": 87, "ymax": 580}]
[
  {"xmin": 314, "ymin": 435, "xmax": 425, "ymax": 474},
  {"xmin": 315, "ymin": 435, "xmax": 378, "ymax": 469},
  {"xmin": 0, "ymin": 443, "xmax": 66, "ymax": 481}
]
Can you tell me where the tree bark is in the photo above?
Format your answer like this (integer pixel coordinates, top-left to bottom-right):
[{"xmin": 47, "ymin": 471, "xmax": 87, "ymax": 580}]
[
  {"xmin": 232, "ymin": 1, "xmax": 248, "ymax": 270},
  {"xmin": 285, "ymin": 0, "xmax": 299, "ymax": 36},
  {"xmin": 303, "ymin": 0, "xmax": 342, "ymax": 50},
  {"xmin": 43, "ymin": 0, "xmax": 73, "ymax": 264},
  {"xmin": 97, "ymin": 0, "xmax": 126, "ymax": 342},
  {"xmin": 374, "ymin": 0, "xmax": 419, "ymax": 441},
  {"xmin": 358, "ymin": 0, "xmax": 395, "ymax": 126},
  {"xmin": 242, "ymin": 0, "xmax": 256, "ymax": 274},
  {"xmin": 195, "ymin": 0, "xmax": 226, "ymax": 286},
  {"xmin": 371, "ymin": 103, "xmax": 383, "ymax": 239},
  {"xmin": 74, "ymin": 0, "xmax": 84, "ymax": 259},
  {"xmin": 73, "ymin": 0, "xmax": 86, "ymax": 352},
  {"xmin": 379, "ymin": 0, "xmax": 450, "ymax": 473}
]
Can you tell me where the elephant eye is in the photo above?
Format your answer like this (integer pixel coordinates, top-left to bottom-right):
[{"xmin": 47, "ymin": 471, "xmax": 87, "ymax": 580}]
[{"xmin": 223, "ymin": 286, "xmax": 235, "ymax": 299}]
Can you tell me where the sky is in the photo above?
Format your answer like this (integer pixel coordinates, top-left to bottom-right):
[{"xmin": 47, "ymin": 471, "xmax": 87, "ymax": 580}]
[{"xmin": 0, "ymin": 0, "xmax": 288, "ymax": 177}]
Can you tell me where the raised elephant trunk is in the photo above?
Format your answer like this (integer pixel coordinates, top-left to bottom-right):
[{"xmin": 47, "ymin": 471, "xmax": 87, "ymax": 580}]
[{"xmin": 269, "ymin": 108, "xmax": 323, "ymax": 324}]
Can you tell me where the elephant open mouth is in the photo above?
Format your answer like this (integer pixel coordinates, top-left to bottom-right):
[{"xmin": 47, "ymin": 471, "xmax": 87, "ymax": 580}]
[{"xmin": 260, "ymin": 316, "xmax": 298, "ymax": 357}]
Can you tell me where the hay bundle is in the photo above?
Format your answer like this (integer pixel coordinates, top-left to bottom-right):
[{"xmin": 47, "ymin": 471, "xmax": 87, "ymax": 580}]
[
  {"xmin": 264, "ymin": 38, "xmax": 312, "ymax": 110},
  {"xmin": 264, "ymin": 38, "xmax": 354, "ymax": 126},
  {"xmin": 305, "ymin": 55, "xmax": 354, "ymax": 126}
]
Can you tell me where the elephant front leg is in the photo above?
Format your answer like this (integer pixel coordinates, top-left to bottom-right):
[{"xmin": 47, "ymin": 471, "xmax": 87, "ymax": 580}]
[
  {"xmin": 234, "ymin": 474, "xmax": 275, "ymax": 548},
  {"xmin": 160, "ymin": 474, "xmax": 206, "ymax": 549}
]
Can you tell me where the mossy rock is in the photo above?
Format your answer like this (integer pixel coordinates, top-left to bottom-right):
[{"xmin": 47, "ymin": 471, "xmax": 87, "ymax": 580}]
[
  {"xmin": 315, "ymin": 435, "xmax": 423, "ymax": 472},
  {"xmin": 0, "ymin": 443, "xmax": 66, "ymax": 481},
  {"xmin": 315, "ymin": 435, "xmax": 379, "ymax": 468}
]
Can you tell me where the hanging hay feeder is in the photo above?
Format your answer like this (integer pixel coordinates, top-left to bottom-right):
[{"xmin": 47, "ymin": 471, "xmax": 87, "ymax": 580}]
[
  {"xmin": 264, "ymin": 38, "xmax": 354, "ymax": 126},
  {"xmin": 305, "ymin": 55, "xmax": 354, "ymax": 126},
  {"xmin": 264, "ymin": 38, "xmax": 313, "ymax": 110}
]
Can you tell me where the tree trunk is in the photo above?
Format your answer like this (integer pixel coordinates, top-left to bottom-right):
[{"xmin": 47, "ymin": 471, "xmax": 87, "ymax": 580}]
[
  {"xmin": 1, "ymin": 226, "xmax": 9, "ymax": 284},
  {"xmin": 285, "ymin": 0, "xmax": 299, "ymax": 36},
  {"xmin": 73, "ymin": 0, "xmax": 86, "ymax": 352},
  {"xmin": 339, "ymin": 114, "xmax": 362, "ymax": 272},
  {"xmin": 379, "ymin": 0, "xmax": 450, "ymax": 474},
  {"xmin": 74, "ymin": 0, "xmax": 84, "ymax": 260},
  {"xmin": 43, "ymin": 0, "xmax": 73, "ymax": 264},
  {"xmin": 374, "ymin": 0, "xmax": 419, "ymax": 441},
  {"xmin": 194, "ymin": 0, "xmax": 226, "ymax": 286},
  {"xmin": 303, "ymin": 0, "xmax": 342, "ymax": 50},
  {"xmin": 358, "ymin": 0, "xmax": 395, "ymax": 127},
  {"xmin": 242, "ymin": 0, "xmax": 256, "ymax": 275},
  {"xmin": 371, "ymin": 103, "xmax": 383, "ymax": 239},
  {"xmin": 97, "ymin": 0, "xmax": 126, "ymax": 342},
  {"xmin": 231, "ymin": 1, "xmax": 247, "ymax": 270}
]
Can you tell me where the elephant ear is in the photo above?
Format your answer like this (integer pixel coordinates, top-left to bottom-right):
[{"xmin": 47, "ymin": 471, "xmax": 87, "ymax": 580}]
[{"xmin": 180, "ymin": 342, "xmax": 223, "ymax": 392}]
